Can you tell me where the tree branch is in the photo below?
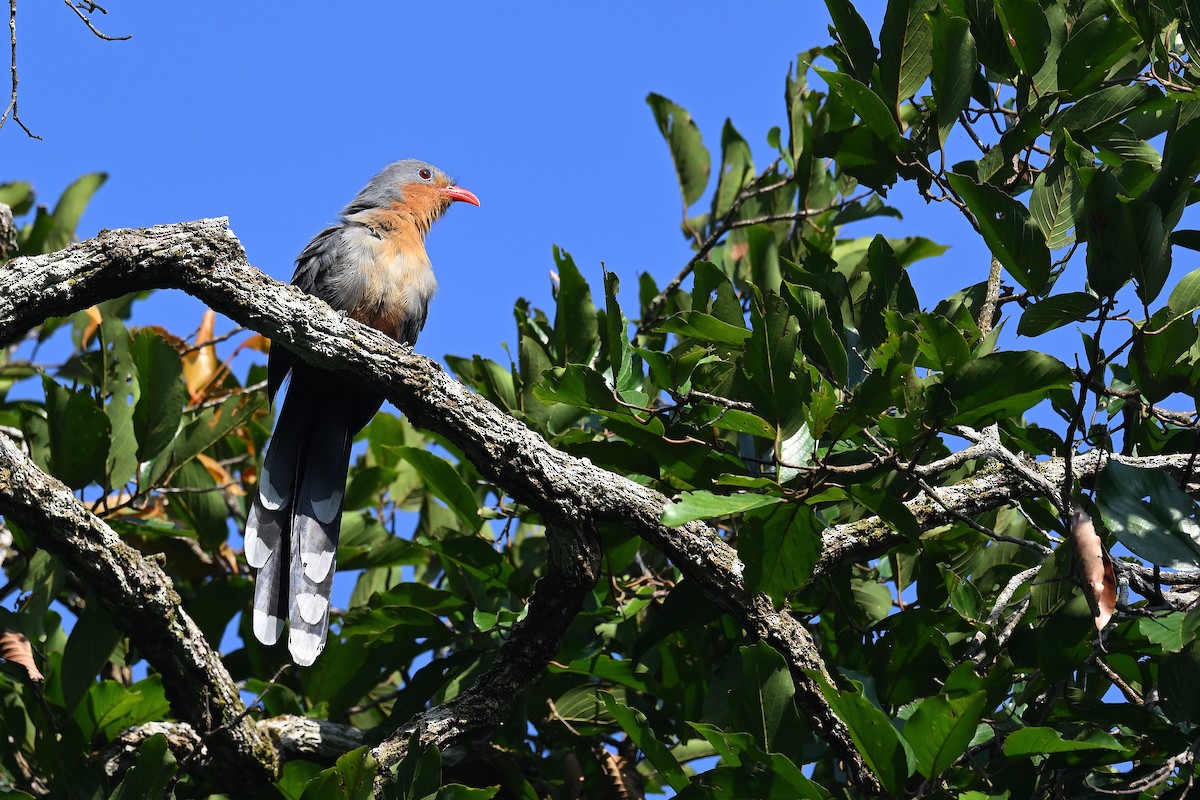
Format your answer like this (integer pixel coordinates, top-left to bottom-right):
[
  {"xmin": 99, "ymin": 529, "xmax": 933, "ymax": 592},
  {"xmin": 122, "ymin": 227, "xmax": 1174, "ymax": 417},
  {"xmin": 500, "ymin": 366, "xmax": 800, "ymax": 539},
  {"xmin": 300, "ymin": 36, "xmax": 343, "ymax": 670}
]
[
  {"xmin": 0, "ymin": 433, "xmax": 279, "ymax": 791},
  {"xmin": 0, "ymin": 219, "xmax": 881, "ymax": 794}
]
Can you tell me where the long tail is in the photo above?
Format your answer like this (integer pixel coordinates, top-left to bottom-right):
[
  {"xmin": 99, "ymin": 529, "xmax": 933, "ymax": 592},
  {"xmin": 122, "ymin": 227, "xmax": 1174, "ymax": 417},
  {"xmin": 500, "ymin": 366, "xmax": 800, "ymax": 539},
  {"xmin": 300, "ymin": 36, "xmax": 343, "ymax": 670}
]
[{"xmin": 245, "ymin": 354, "xmax": 381, "ymax": 666}]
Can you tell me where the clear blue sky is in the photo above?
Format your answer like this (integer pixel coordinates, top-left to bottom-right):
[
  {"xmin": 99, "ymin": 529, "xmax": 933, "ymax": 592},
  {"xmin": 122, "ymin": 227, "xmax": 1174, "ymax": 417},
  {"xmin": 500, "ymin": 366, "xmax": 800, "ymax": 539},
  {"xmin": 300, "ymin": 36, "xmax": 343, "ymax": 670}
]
[{"xmin": 5, "ymin": 0, "xmax": 990, "ymax": 370}]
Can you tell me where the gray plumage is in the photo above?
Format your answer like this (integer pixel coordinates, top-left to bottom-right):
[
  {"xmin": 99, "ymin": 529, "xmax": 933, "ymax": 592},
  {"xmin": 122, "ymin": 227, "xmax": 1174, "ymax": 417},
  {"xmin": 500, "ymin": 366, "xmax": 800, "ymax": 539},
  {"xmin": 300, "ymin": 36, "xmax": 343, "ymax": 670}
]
[{"xmin": 245, "ymin": 160, "xmax": 477, "ymax": 665}]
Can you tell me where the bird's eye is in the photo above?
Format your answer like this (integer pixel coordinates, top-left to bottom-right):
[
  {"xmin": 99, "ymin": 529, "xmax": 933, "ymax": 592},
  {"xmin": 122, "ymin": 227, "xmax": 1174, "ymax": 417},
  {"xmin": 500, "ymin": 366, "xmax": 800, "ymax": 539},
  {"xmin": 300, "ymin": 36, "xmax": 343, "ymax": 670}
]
[{"xmin": 418, "ymin": 168, "xmax": 433, "ymax": 181}]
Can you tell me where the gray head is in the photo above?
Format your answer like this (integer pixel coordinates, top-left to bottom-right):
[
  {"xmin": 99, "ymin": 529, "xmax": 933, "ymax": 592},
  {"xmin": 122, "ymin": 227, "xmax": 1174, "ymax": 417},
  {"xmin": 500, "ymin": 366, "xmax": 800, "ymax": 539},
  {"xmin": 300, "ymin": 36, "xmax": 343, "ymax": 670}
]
[{"xmin": 342, "ymin": 159, "xmax": 479, "ymax": 216}]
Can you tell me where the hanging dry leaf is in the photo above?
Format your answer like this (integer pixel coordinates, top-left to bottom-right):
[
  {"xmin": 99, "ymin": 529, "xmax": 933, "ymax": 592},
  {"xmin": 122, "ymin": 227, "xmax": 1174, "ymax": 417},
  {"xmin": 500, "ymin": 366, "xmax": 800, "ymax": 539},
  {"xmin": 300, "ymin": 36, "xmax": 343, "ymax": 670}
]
[
  {"xmin": 0, "ymin": 629, "xmax": 43, "ymax": 683},
  {"xmin": 81, "ymin": 305, "xmax": 104, "ymax": 345},
  {"xmin": 240, "ymin": 333, "xmax": 271, "ymax": 354},
  {"xmin": 217, "ymin": 541, "xmax": 241, "ymax": 576},
  {"xmin": 196, "ymin": 453, "xmax": 245, "ymax": 496},
  {"xmin": 1071, "ymin": 504, "xmax": 1116, "ymax": 631},
  {"xmin": 182, "ymin": 309, "xmax": 221, "ymax": 399}
]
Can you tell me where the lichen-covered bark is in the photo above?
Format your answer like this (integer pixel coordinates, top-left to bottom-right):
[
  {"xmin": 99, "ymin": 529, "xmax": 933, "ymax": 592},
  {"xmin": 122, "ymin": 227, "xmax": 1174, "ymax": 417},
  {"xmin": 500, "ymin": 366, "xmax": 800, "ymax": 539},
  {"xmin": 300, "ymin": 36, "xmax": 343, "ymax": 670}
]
[{"xmin": 0, "ymin": 435, "xmax": 279, "ymax": 791}]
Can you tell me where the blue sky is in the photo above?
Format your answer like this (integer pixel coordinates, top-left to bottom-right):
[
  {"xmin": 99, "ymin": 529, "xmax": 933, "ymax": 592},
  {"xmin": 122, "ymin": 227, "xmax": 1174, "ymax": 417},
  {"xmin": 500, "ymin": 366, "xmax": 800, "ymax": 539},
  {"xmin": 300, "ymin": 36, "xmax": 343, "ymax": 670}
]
[{"xmin": 5, "ymin": 0, "xmax": 987, "ymax": 370}]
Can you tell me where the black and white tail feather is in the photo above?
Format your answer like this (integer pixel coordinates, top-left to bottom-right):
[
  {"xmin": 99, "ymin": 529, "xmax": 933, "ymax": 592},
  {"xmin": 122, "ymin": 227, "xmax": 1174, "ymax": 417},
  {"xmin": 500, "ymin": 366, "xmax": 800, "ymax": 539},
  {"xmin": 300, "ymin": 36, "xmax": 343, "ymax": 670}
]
[{"xmin": 245, "ymin": 351, "xmax": 382, "ymax": 665}]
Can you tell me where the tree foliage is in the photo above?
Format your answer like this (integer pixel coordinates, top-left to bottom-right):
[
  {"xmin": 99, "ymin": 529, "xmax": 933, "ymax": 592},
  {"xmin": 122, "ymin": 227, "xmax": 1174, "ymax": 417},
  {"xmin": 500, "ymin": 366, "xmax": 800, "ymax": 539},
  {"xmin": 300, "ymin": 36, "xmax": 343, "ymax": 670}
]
[{"xmin": 5, "ymin": 1, "xmax": 1200, "ymax": 798}]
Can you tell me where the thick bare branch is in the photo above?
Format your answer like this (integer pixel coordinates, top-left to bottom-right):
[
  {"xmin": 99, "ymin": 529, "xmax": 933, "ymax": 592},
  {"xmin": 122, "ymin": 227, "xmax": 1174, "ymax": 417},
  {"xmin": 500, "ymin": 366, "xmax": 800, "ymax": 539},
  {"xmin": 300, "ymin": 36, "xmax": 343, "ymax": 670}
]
[{"xmin": 0, "ymin": 434, "xmax": 279, "ymax": 791}]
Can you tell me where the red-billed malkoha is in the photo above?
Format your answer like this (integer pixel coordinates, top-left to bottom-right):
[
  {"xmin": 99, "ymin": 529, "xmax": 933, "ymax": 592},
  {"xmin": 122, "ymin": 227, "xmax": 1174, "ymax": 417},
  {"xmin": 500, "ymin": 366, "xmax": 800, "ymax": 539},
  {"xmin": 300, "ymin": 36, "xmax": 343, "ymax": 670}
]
[{"xmin": 245, "ymin": 160, "xmax": 479, "ymax": 665}]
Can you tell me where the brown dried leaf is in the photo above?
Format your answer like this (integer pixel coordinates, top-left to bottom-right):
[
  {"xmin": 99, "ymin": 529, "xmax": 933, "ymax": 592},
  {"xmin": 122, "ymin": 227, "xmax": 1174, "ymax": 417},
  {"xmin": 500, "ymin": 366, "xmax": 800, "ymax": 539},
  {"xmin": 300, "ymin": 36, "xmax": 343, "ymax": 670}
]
[
  {"xmin": 0, "ymin": 629, "xmax": 43, "ymax": 682},
  {"xmin": 239, "ymin": 333, "xmax": 270, "ymax": 354},
  {"xmin": 183, "ymin": 309, "xmax": 220, "ymax": 398},
  {"xmin": 1071, "ymin": 505, "xmax": 1116, "ymax": 631},
  {"xmin": 217, "ymin": 541, "xmax": 241, "ymax": 576},
  {"xmin": 196, "ymin": 453, "xmax": 244, "ymax": 496},
  {"xmin": 81, "ymin": 305, "xmax": 104, "ymax": 345}
]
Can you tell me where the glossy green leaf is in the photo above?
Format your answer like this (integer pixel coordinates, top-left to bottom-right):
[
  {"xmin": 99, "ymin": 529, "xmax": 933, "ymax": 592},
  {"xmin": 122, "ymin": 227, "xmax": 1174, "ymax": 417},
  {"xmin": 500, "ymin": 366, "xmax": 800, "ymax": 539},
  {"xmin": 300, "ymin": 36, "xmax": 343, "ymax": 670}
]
[
  {"xmin": 877, "ymin": 0, "xmax": 936, "ymax": 109},
  {"xmin": 389, "ymin": 446, "xmax": 481, "ymax": 532},
  {"xmin": 22, "ymin": 173, "xmax": 106, "ymax": 254},
  {"xmin": 712, "ymin": 119, "xmax": 756, "ymax": 221},
  {"xmin": 552, "ymin": 246, "xmax": 598, "ymax": 366},
  {"xmin": 1029, "ymin": 155, "xmax": 1082, "ymax": 250},
  {"xmin": 994, "ymin": 0, "xmax": 1050, "ymax": 75},
  {"xmin": 1003, "ymin": 726, "xmax": 1125, "ymax": 756},
  {"xmin": 942, "ymin": 350, "xmax": 1072, "ymax": 425},
  {"xmin": 814, "ymin": 673, "xmax": 913, "ymax": 796},
  {"xmin": 947, "ymin": 173, "xmax": 1050, "ymax": 293},
  {"xmin": 130, "ymin": 328, "xmax": 186, "ymax": 463},
  {"xmin": 601, "ymin": 691, "xmax": 689, "ymax": 792},
  {"xmin": 1169, "ymin": 265, "xmax": 1200, "ymax": 317},
  {"xmin": 1054, "ymin": 84, "xmax": 1167, "ymax": 136},
  {"xmin": 661, "ymin": 490, "xmax": 781, "ymax": 526},
  {"xmin": 905, "ymin": 691, "xmax": 988, "ymax": 777},
  {"xmin": 0, "ymin": 180, "xmax": 34, "ymax": 216},
  {"xmin": 61, "ymin": 603, "xmax": 121, "ymax": 714},
  {"xmin": 42, "ymin": 375, "xmax": 110, "ymax": 489},
  {"xmin": 1095, "ymin": 461, "xmax": 1200, "ymax": 570},
  {"xmin": 815, "ymin": 68, "xmax": 902, "ymax": 149},
  {"xmin": 930, "ymin": 12, "xmax": 977, "ymax": 143},
  {"xmin": 658, "ymin": 311, "xmax": 752, "ymax": 347},
  {"xmin": 739, "ymin": 503, "xmax": 821, "ymax": 602},
  {"xmin": 1016, "ymin": 293, "xmax": 1100, "ymax": 337},
  {"xmin": 109, "ymin": 733, "xmax": 176, "ymax": 800},
  {"xmin": 98, "ymin": 313, "xmax": 138, "ymax": 488},
  {"xmin": 824, "ymin": 0, "xmax": 877, "ymax": 82},
  {"xmin": 647, "ymin": 93, "xmax": 711, "ymax": 207}
]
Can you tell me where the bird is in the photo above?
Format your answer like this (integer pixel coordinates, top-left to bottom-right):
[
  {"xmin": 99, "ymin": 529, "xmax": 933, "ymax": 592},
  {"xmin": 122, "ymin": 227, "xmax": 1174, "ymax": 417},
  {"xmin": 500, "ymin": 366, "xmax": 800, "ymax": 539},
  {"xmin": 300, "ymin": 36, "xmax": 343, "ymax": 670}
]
[{"xmin": 243, "ymin": 160, "xmax": 479, "ymax": 666}]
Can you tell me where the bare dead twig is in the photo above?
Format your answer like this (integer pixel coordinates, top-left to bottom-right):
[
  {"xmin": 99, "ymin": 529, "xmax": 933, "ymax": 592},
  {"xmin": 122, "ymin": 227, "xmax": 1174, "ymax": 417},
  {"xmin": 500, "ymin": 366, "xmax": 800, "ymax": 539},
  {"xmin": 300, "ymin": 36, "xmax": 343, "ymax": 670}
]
[
  {"xmin": 62, "ymin": 0, "xmax": 129, "ymax": 41},
  {"xmin": 1, "ymin": 0, "xmax": 39, "ymax": 138}
]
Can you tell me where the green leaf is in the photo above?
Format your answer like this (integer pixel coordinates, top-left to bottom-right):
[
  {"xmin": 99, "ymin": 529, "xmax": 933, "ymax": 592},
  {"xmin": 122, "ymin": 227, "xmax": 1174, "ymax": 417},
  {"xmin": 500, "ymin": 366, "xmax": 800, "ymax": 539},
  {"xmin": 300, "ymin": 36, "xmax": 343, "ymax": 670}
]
[
  {"xmin": 739, "ymin": 503, "xmax": 821, "ymax": 602},
  {"xmin": 552, "ymin": 246, "xmax": 598, "ymax": 366},
  {"xmin": 878, "ymin": 0, "xmax": 936, "ymax": 109},
  {"xmin": 712, "ymin": 119, "xmax": 756, "ymax": 221},
  {"xmin": 647, "ymin": 93, "xmax": 711, "ymax": 207},
  {"xmin": 61, "ymin": 604, "xmax": 122, "ymax": 714},
  {"xmin": 1170, "ymin": 265, "xmax": 1200, "ymax": 317},
  {"xmin": 1080, "ymin": 169, "xmax": 1136, "ymax": 297},
  {"xmin": 824, "ymin": 0, "xmax": 877, "ymax": 82},
  {"xmin": 98, "ymin": 313, "xmax": 138, "ymax": 489},
  {"xmin": 658, "ymin": 311, "xmax": 752, "ymax": 347},
  {"xmin": 600, "ymin": 692, "xmax": 689, "ymax": 792},
  {"xmin": 130, "ymin": 329, "xmax": 186, "ymax": 463},
  {"xmin": 708, "ymin": 644, "xmax": 805, "ymax": 753},
  {"xmin": 905, "ymin": 691, "xmax": 987, "ymax": 777},
  {"xmin": 24, "ymin": 173, "xmax": 106, "ymax": 254},
  {"xmin": 994, "ymin": 0, "xmax": 1050, "ymax": 75},
  {"xmin": 661, "ymin": 490, "xmax": 782, "ymax": 526},
  {"xmin": 1054, "ymin": 84, "xmax": 1168, "ymax": 136},
  {"xmin": 815, "ymin": 68, "xmax": 902, "ymax": 149},
  {"xmin": 947, "ymin": 173, "xmax": 1050, "ymax": 293},
  {"xmin": 1003, "ymin": 726, "xmax": 1125, "ymax": 756},
  {"xmin": 1029, "ymin": 155, "xmax": 1082, "ymax": 250},
  {"xmin": 303, "ymin": 746, "xmax": 377, "ymax": 800},
  {"xmin": 1095, "ymin": 461, "xmax": 1200, "ymax": 570},
  {"xmin": 930, "ymin": 12, "xmax": 977, "ymax": 143},
  {"xmin": 0, "ymin": 180, "xmax": 34, "ymax": 216},
  {"xmin": 108, "ymin": 733, "xmax": 177, "ymax": 800},
  {"xmin": 168, "ymin": 458, "xmax": 229, "ymax": 547},
  {"xmin": 942, "ymin": 350, "xmax": 1072, "ymax": 425},
  {"xmin": 813, "ymin": 673, "xmax": 913, "ymax": 796},
  {"xmin": 389, "ymin": 446, "xmax": 481, "ymax": 532},
  {"xmin": 42, "ymin": 375, "xmax": 110, "ymax": 489},
  {"xmin": 1016, "ymin": 293, "xmax": 1100, "ymax": 337}
]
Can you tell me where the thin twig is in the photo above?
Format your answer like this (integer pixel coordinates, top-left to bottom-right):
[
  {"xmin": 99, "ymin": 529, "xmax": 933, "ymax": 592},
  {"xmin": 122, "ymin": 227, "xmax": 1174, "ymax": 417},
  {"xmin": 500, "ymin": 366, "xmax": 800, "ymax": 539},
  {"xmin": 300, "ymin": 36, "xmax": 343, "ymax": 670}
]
[
  {"xmin": 62, "ymin": 0, "xmax": 129, "ymax": 41},
  {"xmin": 1, "ymin": 0, "xmax": 39, "ymax": 138}
]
